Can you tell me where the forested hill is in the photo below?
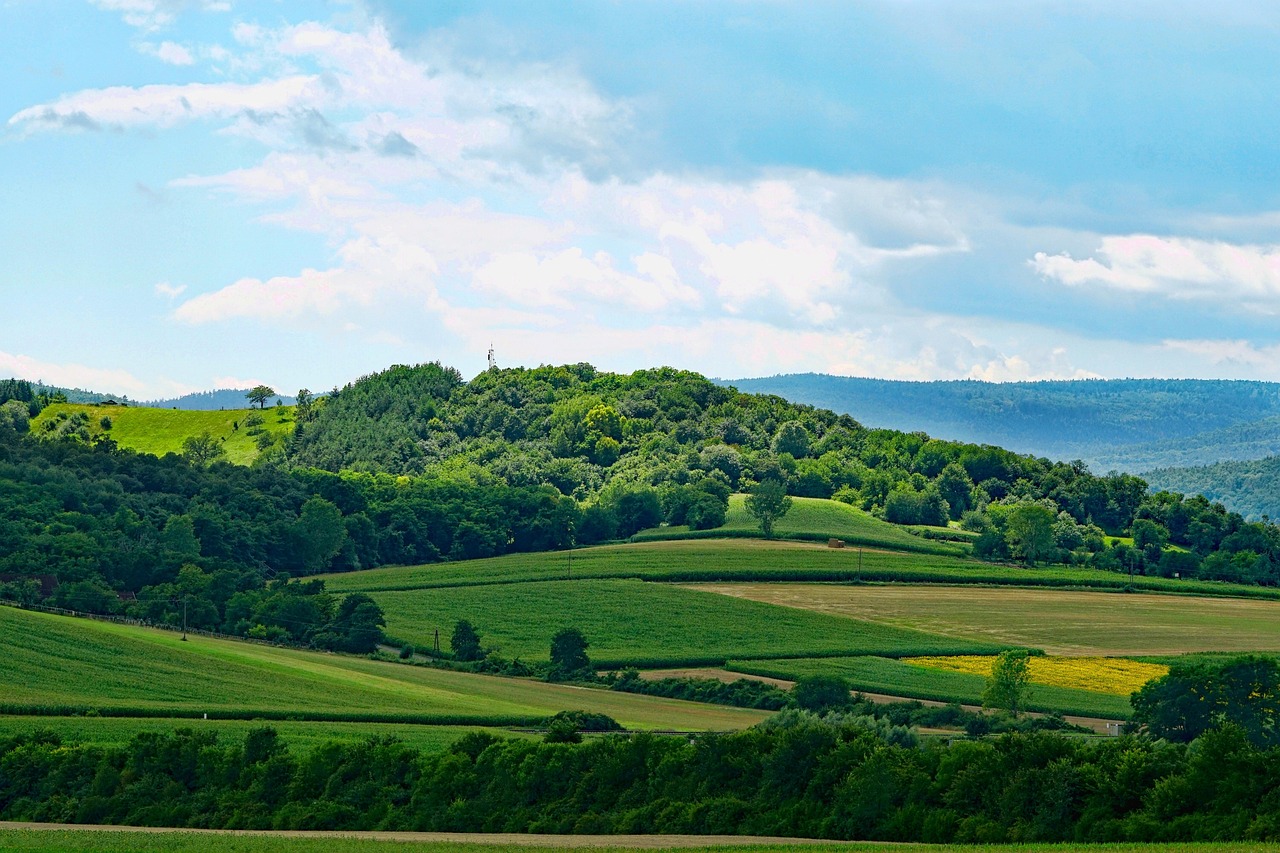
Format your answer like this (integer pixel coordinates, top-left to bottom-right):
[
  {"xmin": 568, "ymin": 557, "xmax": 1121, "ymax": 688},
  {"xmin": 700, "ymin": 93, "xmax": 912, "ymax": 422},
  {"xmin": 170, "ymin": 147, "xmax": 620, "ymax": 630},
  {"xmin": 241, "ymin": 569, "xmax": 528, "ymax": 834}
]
[
  {"xmin": 723, "ymin": 374, "xmax": 1280, "ymax": 472},
  {"xmin": 1146, "ymin": 456, "xmax": 1280, "ymax": 522}
]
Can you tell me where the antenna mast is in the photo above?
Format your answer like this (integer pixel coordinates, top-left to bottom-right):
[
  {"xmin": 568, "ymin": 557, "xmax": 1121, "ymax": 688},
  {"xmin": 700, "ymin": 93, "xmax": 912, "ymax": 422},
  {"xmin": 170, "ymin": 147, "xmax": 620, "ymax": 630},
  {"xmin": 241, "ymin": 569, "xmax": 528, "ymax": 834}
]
[{"xmin": 487, "ymin": 343, "xmax": 497, "ymax": 370}]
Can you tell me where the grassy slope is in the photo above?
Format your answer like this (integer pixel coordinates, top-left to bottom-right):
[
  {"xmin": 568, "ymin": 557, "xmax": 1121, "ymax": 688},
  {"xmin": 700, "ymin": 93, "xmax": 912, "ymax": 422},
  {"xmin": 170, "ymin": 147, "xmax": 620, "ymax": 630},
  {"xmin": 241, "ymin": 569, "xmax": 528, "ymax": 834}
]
[
  {"xmin": 0, "ymin": 716, "xmax": 529, "ymax": 755},
  {"xmin": 0, "ymin": 607, "xmax": 766, "ymax": 731},
  {"xmin": 375, "ymin": 579, "xmax": 1005, "ymax": 667},
  {"xmin": 635, "ymin": 495, "xmax": 966, "ymax": 555},
  {"xmin": 686, "ymin": 583, "xmax": 1280, "ymax": 657},
  {"xmin": 319, "ymin": 538, "xmax": 1280, "ymax": 601},
  {"xmin": 31, "ymin": 403, "xmax": 295, "ymax": 465},
  {"xmin": 726, "ymin": 656, "xmax": 1134, "ymax": 719}
]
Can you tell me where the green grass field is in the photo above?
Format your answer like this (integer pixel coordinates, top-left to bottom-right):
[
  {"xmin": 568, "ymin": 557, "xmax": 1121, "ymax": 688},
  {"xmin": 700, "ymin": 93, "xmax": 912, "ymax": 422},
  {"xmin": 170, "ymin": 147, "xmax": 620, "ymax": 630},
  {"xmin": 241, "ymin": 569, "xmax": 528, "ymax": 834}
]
[
  {"xmin": 30, "ymin": 403, "xmax": 295, "ymax": 464},
  {"xmin": 374, "ymin": 579, "xmax": 1005, "ymax": 667},
  {"xmin": 0, "ymin": 829, "xmax": 1264, "ymax": 852},
  {"xmin": 634, "ymin": 495, "xmax": 966, "ymax": 555},
  {"xmin": 687, "ymin": 583, "xmax": 1280, "ymax": 657},
  {"xmin": 0, "ymin": 716, "xmax": 529, "ymax": 755},
  {"xmin": 0, "ymin": 607, "xmax": 767, "ymax": 731},
  {"xmin": 725, "ymin": 656, "xmax": 1135, "ymax": 719},
  {"xmin": 318, "ymin": 538, "xmax": 1280, "ymax": 601}
]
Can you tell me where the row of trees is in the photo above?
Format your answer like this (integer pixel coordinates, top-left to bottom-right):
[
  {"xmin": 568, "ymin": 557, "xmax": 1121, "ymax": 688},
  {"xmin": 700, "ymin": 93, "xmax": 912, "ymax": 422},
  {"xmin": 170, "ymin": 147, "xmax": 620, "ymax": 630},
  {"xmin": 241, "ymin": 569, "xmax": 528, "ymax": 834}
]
[{"xmin": 3, "ymin": 708, "xmax": 1278, "ymax": 840}]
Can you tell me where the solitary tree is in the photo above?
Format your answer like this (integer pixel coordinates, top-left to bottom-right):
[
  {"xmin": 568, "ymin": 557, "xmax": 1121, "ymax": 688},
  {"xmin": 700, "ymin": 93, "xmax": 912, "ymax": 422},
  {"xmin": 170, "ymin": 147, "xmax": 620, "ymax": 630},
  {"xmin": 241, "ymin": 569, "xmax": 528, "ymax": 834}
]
[
  {"xmin": 246, "ymin": 385, "xmax": 276, "ymax": 409},
  {"xmin": 295, "ymin": 388, "xmax": 314, "ymax": 423},
  {"xmin": 982, "ymin": 649, "xmax": 1031, "ymax": 716},
  {"xmin": 451, "ymin": 619, "xmax": 484, "ymax": 661},
  {"xmin": 745, "ymin": 479, "xmax": 792, "ymax": 539},
  {"xmin": 550, "ymin": 627, "xmax": 591, "ymax": 676}
]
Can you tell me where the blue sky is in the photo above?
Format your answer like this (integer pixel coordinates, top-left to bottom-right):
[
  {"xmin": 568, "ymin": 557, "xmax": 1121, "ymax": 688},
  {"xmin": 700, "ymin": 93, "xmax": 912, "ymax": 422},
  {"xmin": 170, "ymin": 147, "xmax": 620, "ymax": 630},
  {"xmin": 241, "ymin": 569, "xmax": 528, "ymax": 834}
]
[{"xmin": 5, "ymin": 0, "xmax": 1280, "ymax": 398}]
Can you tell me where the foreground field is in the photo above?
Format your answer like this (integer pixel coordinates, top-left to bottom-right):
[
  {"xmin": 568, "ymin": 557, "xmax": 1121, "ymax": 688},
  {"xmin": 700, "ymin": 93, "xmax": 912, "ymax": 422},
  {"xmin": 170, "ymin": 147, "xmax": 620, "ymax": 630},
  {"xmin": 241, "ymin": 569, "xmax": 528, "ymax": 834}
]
[
  {"xmin": 375, "ymin": 579, "xmax": 1004, "ymax": 667},
  {"xmin": 634, "ymin": 495, "xmax": 965, "ymax": 555},
  {"xmin": 0, "ymin": 607, "xmax": 767, "ymax": 731},
  {"xmin": 726, "ymin": 656, "xmax": 1135, "ymax": 719},
  {"xmin": 0, "ymin": 716, "xmax": 530, "ymax": 755},
  {"xmin": 30, "ymin": 403, "xmax": 295, "ymax": 464},
  {"xmin": 689, "ymin": 583, "xmax": 1280, "ymax": 656},
  {"xmin": 0, "ymin": 827, "xmax": 1268, "ymax": 853},
  {"xmin": 319, "ymin": 538, "xmax": 1278, "ymax": 601}
]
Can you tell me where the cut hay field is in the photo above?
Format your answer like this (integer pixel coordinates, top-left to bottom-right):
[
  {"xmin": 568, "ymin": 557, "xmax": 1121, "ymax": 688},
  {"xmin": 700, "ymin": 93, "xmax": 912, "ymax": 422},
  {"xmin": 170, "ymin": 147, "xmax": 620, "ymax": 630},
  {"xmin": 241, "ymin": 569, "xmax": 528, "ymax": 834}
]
[
  {"xmin": 688, "ymin": 583, "xmax": 1280, "ymax": 656},
  {"xmin": 30, "ymin": 403, "xmax": 295, "ymax": 464},
  {"xmin": 0, "ymin": 607, "xmax": 766, "ymax": 731},
  {"xmin": 373, "ymin": 579, "xmax": 1005, "ymax": 668},
  {"xmin": 633, "ymin": 495, "xmax": 965, "ymax": 555},
  {"xmin": 0, "ymin": 716, "xmax": 528, "ymax": 755},
  {"xmin": 1, "ymin": 827, "xmax": 1267, "ymax": 853},
  {"xmin": 318, "ymin": 538, "xmax": 1277, "ymax": 601},
  {"xmin": 726, "ymin": 656, "xmax": 1135, "ymax": 719}
]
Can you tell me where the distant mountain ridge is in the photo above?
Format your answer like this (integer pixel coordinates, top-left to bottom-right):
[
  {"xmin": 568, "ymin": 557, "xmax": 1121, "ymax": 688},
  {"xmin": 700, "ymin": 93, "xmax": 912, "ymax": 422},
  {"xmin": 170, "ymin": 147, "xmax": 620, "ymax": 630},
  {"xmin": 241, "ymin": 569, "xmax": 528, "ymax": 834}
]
[
  {"xmin": 723, "ymin": 374, "xmax": 1280, "ymax": 471},
  {"xmin": 144, "ymin": 389, "xmax": 297, "ymax": 410}
]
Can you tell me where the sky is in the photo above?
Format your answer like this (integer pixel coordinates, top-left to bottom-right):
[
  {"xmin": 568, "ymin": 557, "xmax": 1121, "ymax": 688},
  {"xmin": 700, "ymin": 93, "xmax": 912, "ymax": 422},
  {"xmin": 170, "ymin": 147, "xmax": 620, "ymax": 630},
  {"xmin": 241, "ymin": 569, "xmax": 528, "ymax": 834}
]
[{"xmin": 5, "ymin": 1, "xmax": 1280, "ymax": 399}]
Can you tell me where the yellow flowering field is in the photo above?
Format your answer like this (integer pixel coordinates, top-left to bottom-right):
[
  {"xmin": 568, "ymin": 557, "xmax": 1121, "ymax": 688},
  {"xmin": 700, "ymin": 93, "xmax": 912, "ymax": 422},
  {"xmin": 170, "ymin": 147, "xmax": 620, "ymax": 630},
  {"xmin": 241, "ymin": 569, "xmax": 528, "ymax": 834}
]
[{"xmin": 903, "ymin": 655, "xmax": 1168, "ymax": 695}]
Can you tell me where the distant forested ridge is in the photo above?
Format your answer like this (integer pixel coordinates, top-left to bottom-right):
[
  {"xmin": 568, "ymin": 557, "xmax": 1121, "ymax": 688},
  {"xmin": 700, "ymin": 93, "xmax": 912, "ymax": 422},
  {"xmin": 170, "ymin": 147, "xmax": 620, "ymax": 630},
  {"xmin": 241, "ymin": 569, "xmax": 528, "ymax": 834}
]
[
  {"xmin": 145, "ymin": 389, "xmax": 297, "ymax": 410},
  {"xmin": 723, "ymin": 374, "xmax": 1280, "ymax": 474},
  {"xmin": 1146, "ymin": 456, "xmax": 1280, "ymax": 522}
]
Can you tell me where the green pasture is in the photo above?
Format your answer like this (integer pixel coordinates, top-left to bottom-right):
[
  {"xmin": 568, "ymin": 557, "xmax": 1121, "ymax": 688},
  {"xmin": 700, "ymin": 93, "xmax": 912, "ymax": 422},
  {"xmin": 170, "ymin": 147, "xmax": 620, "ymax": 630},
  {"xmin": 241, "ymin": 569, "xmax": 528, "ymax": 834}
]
[
  {"xmin": 0, "ymin": 607, "xmax": 766, "ymax": 731},
  {"xmin": 726, "ymin": 656, "xmax": 1134, "ymax": 720},
  {"xmin": 634, "ymin": 495, "xmax": 966, "ymax": 555},
  {"xmin": 0, "ymin": 828, "xmax": 1267, "ymax": 853},
  {"xmin": 373, "ymin": 580, "xmax": 1004, "ymax": 668},
  {"xmin": 319, "ymin": 538, "xmax": 1280, "ymax": 602},
  {"xmin": 30, "ymin": 403, "xmax": 295, "ymax": 464},
  {"xmin": 688, "ymin": 583, "xmax": 1280, "ymax": 657},
  {"xmin": 0, "ymin": 716, "xmax": 525, "ymax": 755}
]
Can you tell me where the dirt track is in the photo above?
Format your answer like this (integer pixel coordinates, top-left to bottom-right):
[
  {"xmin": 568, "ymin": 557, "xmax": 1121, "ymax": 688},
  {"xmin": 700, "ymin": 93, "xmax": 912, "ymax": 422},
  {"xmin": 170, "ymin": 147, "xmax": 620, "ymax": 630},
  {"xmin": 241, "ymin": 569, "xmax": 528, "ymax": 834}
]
[{"xmin": 0, "ymin": 822, "xmax": 862, "ymax": 847}]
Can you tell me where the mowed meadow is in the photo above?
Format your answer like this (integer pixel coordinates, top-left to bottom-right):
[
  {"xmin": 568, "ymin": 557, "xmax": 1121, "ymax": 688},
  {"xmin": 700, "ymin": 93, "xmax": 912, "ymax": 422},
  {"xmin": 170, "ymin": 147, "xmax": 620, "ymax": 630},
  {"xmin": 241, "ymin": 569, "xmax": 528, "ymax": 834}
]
[
  {"xmin": 0, "ymin": 607, "xmax": 767, "ymax": 731},
  {"xmin": 687, "ymin": 583, "xmax": 1280, "ymax": 656},
  {"xmin": 30, "ymin": 403, "xmax": 295, "ymax": 464}
]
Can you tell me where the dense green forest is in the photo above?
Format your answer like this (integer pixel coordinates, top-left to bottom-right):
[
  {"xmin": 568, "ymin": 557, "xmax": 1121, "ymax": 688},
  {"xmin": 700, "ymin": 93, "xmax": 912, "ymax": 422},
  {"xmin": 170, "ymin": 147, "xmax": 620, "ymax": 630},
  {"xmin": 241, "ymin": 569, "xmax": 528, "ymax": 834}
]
[{"xmin": 727, "ymin": 374, "xmax": 1280, "ymax": 475}]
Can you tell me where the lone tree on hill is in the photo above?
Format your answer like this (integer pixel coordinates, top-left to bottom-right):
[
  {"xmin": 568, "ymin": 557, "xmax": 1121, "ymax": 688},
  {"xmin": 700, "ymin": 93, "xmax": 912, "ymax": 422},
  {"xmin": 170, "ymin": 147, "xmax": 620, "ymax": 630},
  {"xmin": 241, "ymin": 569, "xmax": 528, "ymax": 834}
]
[
  {"xmin": 246, "ymin": 385, "xmax": 276, "ymax": 409},
  {"xmin": 745, "ymin": 478, "xmax": 792, "ymax": 539},
  {"xmin": 550, "ymin": 627, "xmax": 591, "ymax": 676},
  {"xmin": 451, "ymin": 619, "xmax": 484, "ymax": 662},
  {"xmin": 982, "ymin": 649, "xmax": 1031, "ymax": 717}
]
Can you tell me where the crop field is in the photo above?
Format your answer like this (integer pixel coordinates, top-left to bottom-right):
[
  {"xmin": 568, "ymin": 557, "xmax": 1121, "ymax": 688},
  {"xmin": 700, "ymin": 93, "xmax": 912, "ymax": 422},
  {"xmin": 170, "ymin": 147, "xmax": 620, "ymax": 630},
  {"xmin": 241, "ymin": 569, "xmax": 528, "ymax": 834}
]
[
  {"xmin": 903, "ymin": 656, "xmax": 1168, "ymax": 695},
  {"xmin": 634, "ymin": 495, "xmax": 964, "ymax": 555},
  {"xmin": 372, "ymin": 579, "xmax": 1005, "ymax": 667},
  {"xmin": 0, "ymin": 607, "xmax": 767, "ymax": 731},
  {"xmin": 30, "ymin": 403, "xmax": 295, "ymax": 464},
  {"xmin": 318, "ymin": 538, "xmax": 1277, "ymax": 601},
  {"xmin": 0, "ymin": 829, "xmax": 1269, "ymax": 853},
  {"xmin": 726, "ymin": 656, "xmax": 1135, "ymax": 719},
  {"xmin": 687, "ymin": 583, "xmax": 1280, "ymax": 656},
  {"xmin": 0, "ymin": 716, "xmax": 526, "ymax": 755}
]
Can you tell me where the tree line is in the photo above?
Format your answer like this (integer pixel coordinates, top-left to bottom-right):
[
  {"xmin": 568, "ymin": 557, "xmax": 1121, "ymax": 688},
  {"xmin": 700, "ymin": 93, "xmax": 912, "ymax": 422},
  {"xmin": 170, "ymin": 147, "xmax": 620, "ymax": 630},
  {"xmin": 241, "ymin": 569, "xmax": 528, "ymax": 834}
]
[{"xmin": 2, "ymin": 705, "xmax": 1278, "ymax": 841}]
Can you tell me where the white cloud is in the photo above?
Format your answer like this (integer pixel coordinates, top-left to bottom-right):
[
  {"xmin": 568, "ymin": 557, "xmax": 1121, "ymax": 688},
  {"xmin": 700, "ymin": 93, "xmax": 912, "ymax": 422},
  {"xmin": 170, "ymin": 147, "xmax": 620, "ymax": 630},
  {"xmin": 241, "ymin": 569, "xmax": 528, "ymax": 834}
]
[
  {"xmin": 90, "ymin": 0, "xmax": 231, "ymax": 32},
  {"xmin": 8, "ymin": 76, "xmax": 321, "ymax": 133},
  {"xmin": 140, "ymin": 41, "xmax": 196, "ymax": 66},
  {"xmin": 154, "ymin": 281, "xmax": 187, "ymax": 298},
  {"xmin": 173, "ymin": 235, "xmax": 441, "ymax": 324},
  {"xmin": 0, "ymin": 350, "xmax": 194, "ymax": 399},
  {"xmin": 1033, "ymin": 234, "xmax": 1280, "ymax": 312}
]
